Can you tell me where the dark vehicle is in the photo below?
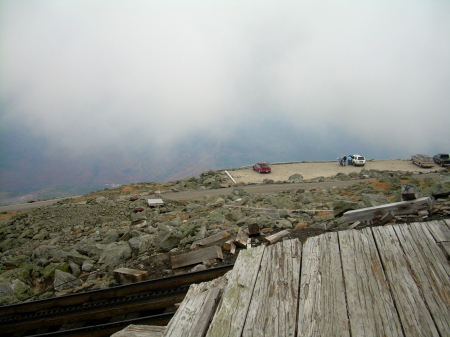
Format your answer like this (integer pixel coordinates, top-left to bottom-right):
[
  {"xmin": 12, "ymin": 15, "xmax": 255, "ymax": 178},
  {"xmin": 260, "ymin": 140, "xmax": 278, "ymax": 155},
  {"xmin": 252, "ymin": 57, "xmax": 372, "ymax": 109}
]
[
  {"xmin": 433, "ymin": 153, "xmax": 450, "ymax": 167},
  {"xmin": 253, "ymin": 162, "xmax": 271, "ymax": 173},
  {"xmin": 411, "ymin": 154, "xmax": 434, "ymax": 168}
]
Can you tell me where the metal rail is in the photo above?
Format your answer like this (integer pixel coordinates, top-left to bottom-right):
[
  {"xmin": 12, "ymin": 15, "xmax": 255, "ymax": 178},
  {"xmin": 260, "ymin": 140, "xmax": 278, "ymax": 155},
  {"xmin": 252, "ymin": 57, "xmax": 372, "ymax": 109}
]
[{"xmin": 0, "ymin": 264, "xmax": 233, "ymax": 336}]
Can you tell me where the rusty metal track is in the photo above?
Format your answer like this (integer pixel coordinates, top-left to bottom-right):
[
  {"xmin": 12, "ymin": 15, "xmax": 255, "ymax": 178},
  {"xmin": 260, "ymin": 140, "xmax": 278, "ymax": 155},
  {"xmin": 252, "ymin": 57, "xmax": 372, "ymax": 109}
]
[{"xmin": 0, "ymin": 264, "xmax": 233, "ymax": 336}]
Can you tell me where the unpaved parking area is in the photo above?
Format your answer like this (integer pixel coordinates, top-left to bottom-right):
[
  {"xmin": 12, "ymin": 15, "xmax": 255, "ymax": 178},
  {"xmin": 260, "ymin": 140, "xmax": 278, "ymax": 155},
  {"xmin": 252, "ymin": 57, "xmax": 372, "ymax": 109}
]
[{"xmin": 228, "ymin": 160, "xmax": 439, "ymax": 184}]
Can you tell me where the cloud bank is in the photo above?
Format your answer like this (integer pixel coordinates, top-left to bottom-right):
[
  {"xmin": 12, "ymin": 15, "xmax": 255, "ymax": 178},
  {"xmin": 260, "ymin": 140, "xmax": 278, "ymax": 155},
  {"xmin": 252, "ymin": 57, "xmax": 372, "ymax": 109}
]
[{"xmin": 1, "ymin": 1, "xmax": 450, "ymax": 194}]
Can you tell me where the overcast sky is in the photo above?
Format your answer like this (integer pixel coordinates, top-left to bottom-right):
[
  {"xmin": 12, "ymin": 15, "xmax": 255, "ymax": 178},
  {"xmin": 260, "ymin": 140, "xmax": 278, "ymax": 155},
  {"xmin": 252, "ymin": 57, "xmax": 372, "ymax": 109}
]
[{"xmin": 1, "ymin": 0, "xmax": 450, "ymax": 159}]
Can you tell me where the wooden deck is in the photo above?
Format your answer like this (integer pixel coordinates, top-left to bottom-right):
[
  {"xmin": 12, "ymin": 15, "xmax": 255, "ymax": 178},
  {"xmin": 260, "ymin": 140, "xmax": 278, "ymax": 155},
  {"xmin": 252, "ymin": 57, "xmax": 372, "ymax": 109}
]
[{"xmin": 122, "ymin": 219, "xmax": 450, "ymax": 337}]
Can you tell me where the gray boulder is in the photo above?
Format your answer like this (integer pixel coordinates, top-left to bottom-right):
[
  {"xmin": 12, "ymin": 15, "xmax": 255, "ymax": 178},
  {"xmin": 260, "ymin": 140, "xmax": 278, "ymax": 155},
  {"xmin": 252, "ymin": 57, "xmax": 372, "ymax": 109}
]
[
  {"xmin": 0, "ymin": 282, "xmax": 14, "ymax": 297},
  {"xmin": 128, "ymin": 235, "xmax": 155, "ymax": 256},
  {"xmin": 275, "ymin": 219, "xmax": 293, "ymax": 229},
  {"xmin": 288, "ymin": 174, "xmax": 303, "ymax": 183},
  {"xmin": 333, "ymin": 200, "xmax": 361, "ymax": 217},
  {"xmin": 33, "ymin": 245, "xmax": 63, "ymax": 261},
  {"xmin": 54, "ymin": 269, "xmax": 82, "ymax": 291},
  {"xmin": 362, "ymin": 193, "xmax": 389, "ymax": 207},
  {"xmin": 98, "ymin": 242, "xmax": 132, "ymax": 269}
]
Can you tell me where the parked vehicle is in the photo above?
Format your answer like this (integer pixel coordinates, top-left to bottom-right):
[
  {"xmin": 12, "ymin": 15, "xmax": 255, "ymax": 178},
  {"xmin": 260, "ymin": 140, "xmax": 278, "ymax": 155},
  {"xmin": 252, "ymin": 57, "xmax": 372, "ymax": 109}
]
[
  {"xmin": 433, "ymin": 153, "xmax": 450, "ymax": 167},
  {"xmin": 411, "ymin": 154, "xmax": 434, "ymax": 168},
  {"xmin": 351, "ymin": 154, "xmax": 366, "ymax": 166},
  {"xmin": 253, "ymin": 162, "xmax": 271, "ymax": 173}
]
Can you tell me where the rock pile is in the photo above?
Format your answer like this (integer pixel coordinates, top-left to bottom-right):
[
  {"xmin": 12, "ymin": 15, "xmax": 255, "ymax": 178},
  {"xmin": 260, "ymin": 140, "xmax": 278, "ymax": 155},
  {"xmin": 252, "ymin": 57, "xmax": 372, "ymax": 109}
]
[{"xmin": 0, "ymin": 168, "xmax": 449, "ymax": 305}]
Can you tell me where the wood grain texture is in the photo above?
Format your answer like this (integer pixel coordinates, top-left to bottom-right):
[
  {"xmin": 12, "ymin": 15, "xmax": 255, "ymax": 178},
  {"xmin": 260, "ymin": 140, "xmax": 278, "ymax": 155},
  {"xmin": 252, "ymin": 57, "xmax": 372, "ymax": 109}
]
[
  {"xmin": 242, "ymin": 239, "xmax": 301, "ymax": 337},
  {"xmin": 393, "ymin": 223, "xmax": 450, "ymax": 336},
  {"xmin": 206, "ymin": 245, "xmax": 265, "ymax": 337},
  {"xmin": 162, "ymin": 276, "xmax": 227, "ymax": 337},
  {"xmin": 298, "ymin": 232, "xmax": 350, "ymax": 337},
  {"xmin": 339, "ymin": 229, "xmax": 403, "ymax": 337},
  {"xmin": 372, "ymin": 225, "xmax": 440, "ymax": 337}
]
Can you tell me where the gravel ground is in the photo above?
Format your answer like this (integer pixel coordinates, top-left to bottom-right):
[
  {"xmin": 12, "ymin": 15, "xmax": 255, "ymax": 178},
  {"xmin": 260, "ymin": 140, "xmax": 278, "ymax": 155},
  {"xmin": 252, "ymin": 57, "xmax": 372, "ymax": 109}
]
[{"xmin": 228, "ymin": 159, "xmax": 435, "ymax": 184}]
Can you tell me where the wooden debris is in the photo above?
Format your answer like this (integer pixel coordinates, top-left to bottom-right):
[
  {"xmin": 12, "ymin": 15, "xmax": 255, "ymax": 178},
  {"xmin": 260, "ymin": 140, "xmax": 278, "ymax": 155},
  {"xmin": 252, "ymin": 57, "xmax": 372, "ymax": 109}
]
[
  {"xmin": 402, "ymin": 184, "xmax": 420, "ymax": 201},
  {"xmin": 147, "ymin": 252, "xmax": 171, "ymax": 265},
  {"xmin": 380, "ymin": 211, "xmax": 395, "ymax": 225},
  {"xmin": 247, "ymin": 223, "xmax": 260, "ymax": 237},
  {"xmin": 113, "ymin": 268, "xmax": 148, "ymax": 285},
  {"xmin": 171, "ymin": 246, "xmax": 223, "ymax": 269},
  {"xmin": 348, "ymin": 221, "xmax": 362, "ymax": 229},
  {"xmin": 147, "ymin": 198, "xmax": 164, "ymax": 207},
  {"xmin": 222, "ymin": 237, "xmax": 236, "ymax": 251},
  {"xmin": 234, "ymin": 228, "xmax": 249, "ymax": 248},
  {"xmin": 343, "ymin": 197, "xmax": 434, "ymax": 223},
  {"xmin": 190, "ymin": 231, "xmax": 232, "ymax": 250},
  {"xmin": 230, "ymin": 242, "xmax": 237, "ymax": 255},
  {"xmin": 263, "ymin": 229, "xmax": 291, "ymax": 245}
]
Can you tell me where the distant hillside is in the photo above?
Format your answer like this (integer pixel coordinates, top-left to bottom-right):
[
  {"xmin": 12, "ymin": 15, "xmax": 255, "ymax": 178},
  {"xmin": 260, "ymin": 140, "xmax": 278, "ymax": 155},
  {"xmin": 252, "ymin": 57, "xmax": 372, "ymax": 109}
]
[{"xmin": 0, "ymin": 117, "xmax": 399, "ymax": 205}]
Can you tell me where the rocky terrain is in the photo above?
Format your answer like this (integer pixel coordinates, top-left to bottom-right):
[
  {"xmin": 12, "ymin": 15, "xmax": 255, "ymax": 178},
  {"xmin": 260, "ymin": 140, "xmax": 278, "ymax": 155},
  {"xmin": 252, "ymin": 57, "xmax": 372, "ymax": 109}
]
[{"xmin": 0, "ymin": 163, "xmax": 449, "ymax": 306}]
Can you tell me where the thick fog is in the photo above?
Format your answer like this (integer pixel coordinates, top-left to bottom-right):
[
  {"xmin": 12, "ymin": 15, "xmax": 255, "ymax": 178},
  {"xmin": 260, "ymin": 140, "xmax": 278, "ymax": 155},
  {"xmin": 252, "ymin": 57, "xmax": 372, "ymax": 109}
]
[{"xmin": 1, "ymin": 1, "xmax": 450, "ymax": 194}]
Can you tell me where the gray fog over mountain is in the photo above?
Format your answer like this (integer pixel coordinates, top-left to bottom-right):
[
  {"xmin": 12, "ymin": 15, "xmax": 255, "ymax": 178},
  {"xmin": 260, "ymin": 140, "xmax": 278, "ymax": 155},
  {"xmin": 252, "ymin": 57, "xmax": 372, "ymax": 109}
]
[{"xmin": 1, "ymin": 1, "xmax": 450, "ymax": 204}]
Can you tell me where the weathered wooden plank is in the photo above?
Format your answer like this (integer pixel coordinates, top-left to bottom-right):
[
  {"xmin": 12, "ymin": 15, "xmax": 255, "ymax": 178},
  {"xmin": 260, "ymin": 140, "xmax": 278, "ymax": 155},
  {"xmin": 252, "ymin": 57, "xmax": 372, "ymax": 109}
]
[
  {"xmin": 162, "ymin": 276, "xmax": 227, "ymax": 337},
  {"xmin": 113, "ymin": 268, "xmax": 148, "ymax": 285},
  {"xmin": 372, "ymin": 226, "xmax": 440, "ymax": 336},
  {"xmin": 393, "ymin": 223, "xmax": 450, "ymax": 336},
  {"xmin": 343, "ymin": 197, "xmax": 433, "ymax": 223},
  {"xmin": 263, "ymin": 229, "xmax": 291, "ymax": 245},
  {"xmin": 441, "ymin": 242, "xmax": 450, "ymax": 259},
  {"xmin": 425, "ymin": 220, "xmax": 450, "ymax": 243},
  {"xmin": 171, "ymin": 246, "xmax": 223, "ymax": 269},
  {"xmin": 242, "ymin": 239, "xmax": 301, "ymax": 337},
  {"xmin": 339, "ymin": 229, "xmax": 403, "ymax": 337},
  {"xmin": 205, "ymin": 245, "xmax": 265, "ymax": 337},
  {"xmin": 190, "ymin": 231, "xmax": 232, "ymax": 250},
  {"xmin": 298, "ymin": 233, "xmax": 350, "ymax": 337}
]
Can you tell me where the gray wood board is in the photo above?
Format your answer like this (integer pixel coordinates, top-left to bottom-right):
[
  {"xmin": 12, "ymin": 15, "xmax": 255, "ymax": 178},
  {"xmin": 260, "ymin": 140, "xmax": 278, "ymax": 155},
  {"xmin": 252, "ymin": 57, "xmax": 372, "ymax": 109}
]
[
  {"xmin": 298, "ymin": 232, "xmax": 350, "ymax": 337},
  {"xmin": 162, "ymin": 276, "xmax": 227, "ymax": 337},
  {"xmin": 206, "ymin": 245, "xmax": 266, "ymax": 337},
  {"xmin": 393, "ymin": 223, "xmax": 450, "ymax": 336},
  {"xmin": 343, "ymin": 197, "xmax": 433, "ymax": 223},
  {"xmin": 242, "ymin": 239, "xmax": 301, "ymax": 337},
  {"xmin": 339, "ymin": 229, "xmax": 403, "ymax": 336},
  {"xmin": 372, "ymin": 225, "xmax": 440, "ymax": 336},
  {"xmin": 425, "ymin": 220, "xmax": 450, "ymax": 242}
]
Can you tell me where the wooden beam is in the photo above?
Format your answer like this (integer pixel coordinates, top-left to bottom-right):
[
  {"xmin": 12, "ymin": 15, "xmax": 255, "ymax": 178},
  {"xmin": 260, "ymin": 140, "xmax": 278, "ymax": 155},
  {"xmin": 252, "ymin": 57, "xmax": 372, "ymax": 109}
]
[
  {"xmin": 171, "ymin": 246, "xmax": 223, "ymax": 269},
  {"xmin": 263, "ymin": 230, "xmax": 291, "ymax": 245},
  {"xmin": 190, "ymin": 231, "xmax": 232, "ymax": 250},
  {"xmin": 343, "ymin": 197, "xmax": 434, "ymax": 223},
  {"xmin": 247, "ymin": 223, "xmax": 260, "ymax": 237},
  {"xmin": 113, "ymin": 268, "xmax": 148, "ymax": 285}
]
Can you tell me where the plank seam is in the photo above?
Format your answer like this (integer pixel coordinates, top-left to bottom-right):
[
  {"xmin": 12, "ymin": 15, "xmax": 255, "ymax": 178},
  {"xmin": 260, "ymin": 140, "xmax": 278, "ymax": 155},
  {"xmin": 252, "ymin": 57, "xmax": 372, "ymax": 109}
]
[
  {"xmin": 337, "ymin": 230, "xmax": 353, "ymax": 337},
  {"xmin": 369, "ymin": 226, "xmax": 407, "ymax": 337},
  {"xmin": 294, "ymin": 238, "xmax": 302, "ymax": 337}
]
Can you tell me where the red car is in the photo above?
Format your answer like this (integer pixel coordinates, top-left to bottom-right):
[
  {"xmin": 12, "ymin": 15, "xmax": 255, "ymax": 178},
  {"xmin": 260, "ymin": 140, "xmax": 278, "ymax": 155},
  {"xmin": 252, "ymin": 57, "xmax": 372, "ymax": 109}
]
[{"xmin": 253, "ymin": 162, "xmax": 271, "ymax": 173}]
